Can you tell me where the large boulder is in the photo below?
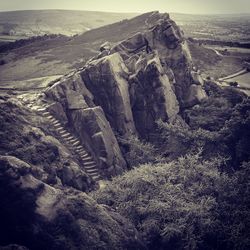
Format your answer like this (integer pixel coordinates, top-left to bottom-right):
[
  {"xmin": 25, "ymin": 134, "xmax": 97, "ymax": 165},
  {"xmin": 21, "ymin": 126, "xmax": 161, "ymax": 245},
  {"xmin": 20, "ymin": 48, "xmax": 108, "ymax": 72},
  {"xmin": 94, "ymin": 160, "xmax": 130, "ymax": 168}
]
[
  {"xmin": 70, "ymin": 106, "xmax": 127, "ymax": 178},
  {"xmin": 44, "ymin": 11, "xmax": 207, "ymax": 174},
  {"xmin": 81, "ymin": 53, "xmax": 137, "ymax": 137},
  {"xmin": 129, "ymin": 51, "xmax": 179, "ymax": 139}
]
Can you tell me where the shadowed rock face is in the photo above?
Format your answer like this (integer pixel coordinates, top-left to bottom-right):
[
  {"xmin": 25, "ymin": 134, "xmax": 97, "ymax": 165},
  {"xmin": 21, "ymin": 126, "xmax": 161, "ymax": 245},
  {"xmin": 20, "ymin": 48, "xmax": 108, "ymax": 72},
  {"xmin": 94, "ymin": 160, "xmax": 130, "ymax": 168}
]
[
  {"xmin": 129, "ymin": 51, "xmax": 179, "ymax": 139},
  {"xmin": 81, "ymin": 53, "xmax": 136, "ymax": 137}
]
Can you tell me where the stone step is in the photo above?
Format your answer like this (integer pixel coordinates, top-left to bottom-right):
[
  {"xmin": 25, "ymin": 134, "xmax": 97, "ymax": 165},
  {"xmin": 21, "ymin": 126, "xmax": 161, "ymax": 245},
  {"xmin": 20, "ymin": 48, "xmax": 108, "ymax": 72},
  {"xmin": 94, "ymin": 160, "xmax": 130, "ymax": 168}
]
[
  {"xmin": 37, "ymin": 108, "xmax": 47, "ymax": 112},
  {"xmin": 81, "ymin": 156, "xmax": 92, "ymax": 161},
  {"xmin": 84, "ymin": 161, "xmax": 96, "ymax": 166},
  {"xmin": 82, "ymin": 161, "xmax": 96, "ymax": 166},
  {"xmin": 53, "ymin": 122, "xmax": 61, "ymax": 127},
  {"xmin": 77, "ymin": 151, "xmax": 88, "ymax": 155},
  {"xmin": 58, "ymin": 131, "xmax": 68, "ymax": 135},
  {"xmin": 50, "ymin": 120, "xmax": 62, "ymax": 126},
  {"xmin": 60, "ymin": 134, "xmax": 71, "ymax": 139},
  {"xmin": 48, "ymin": 117, "xmax": 57, "ymax": 122},
  {"xmin": 84, "ymin": 166, "xmax": 97, "ymax": 170},
  {"xmin": 92, "ymin": 175, "xmax": 101, "ymax": 181},
  {"xmin": 79, "ymin": 154, "xmax": 89, "ymax": 159},
  {"xmin": 87, "ymin": 172, "xmax": 100, "ymax": 178},
  {"xmin": 61, "ymin": 133, "xmax": 71, "ymax": 138},
  {"xmin": 72, "ymin": 141, "xmax": 80, "ymax": 146},
  {"xmin": 88, "ymin": 171, "xmax": 100, "ymax": 176},
  {"xmin": 77, "ymin": 150, "xmax": 87, "ymax": 155},
  {"xmin": 43, "ymin": 112, "xmax": 50, "ymax": 116},
  {"xmin": 85, "ymin": 166, "xmax": 97, "ymax": 171},
  {"xmin": 76, "ymin": 148, "xmax": 87, "ymax": 153},
  {"xmin": 83, "ymin": 162, "xmax": 96, "ymax": 167},
  {"xmin": 76, "ymin": 145, "xmax": 84, "ymax": 150},
  {"xmin": 86, "ymin": 168, "xmax": 99, "ymax": 173},
  {"xmin": 67, "ymin": 138, "xmax": 78, "ymax": 144}
]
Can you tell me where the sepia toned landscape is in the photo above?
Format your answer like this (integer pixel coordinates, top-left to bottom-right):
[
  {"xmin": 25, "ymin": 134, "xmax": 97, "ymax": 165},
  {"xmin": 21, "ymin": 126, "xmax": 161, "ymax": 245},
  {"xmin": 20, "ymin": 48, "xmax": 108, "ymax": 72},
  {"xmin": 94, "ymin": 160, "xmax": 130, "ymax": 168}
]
[{"xmin": 0, "ymin": 2, "xmax": 250, "ymax": 250}]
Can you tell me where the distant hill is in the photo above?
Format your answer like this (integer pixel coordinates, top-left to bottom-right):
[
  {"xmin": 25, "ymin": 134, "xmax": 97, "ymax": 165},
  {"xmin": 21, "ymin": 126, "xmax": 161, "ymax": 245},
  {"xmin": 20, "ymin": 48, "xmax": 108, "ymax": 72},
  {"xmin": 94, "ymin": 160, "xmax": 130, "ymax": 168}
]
[
  {"xmin": 0, "ymin": 11, "xmax": 157, "ymax": 82},
  {"xmin": 171, "ymin": 12, "xmax": 250, "ymax": 42},
  {"xmin": 0, "ymin": 9, "xmax": 138, "ymax": 40}
]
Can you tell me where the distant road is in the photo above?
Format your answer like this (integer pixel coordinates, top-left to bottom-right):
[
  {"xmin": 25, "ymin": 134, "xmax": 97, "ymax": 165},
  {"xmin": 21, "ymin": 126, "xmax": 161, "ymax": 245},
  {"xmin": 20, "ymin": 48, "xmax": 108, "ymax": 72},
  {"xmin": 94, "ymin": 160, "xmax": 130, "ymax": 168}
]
[
  {"xmin": 0, "ymin": 75, "xmax": 62, "ymax": 90},
  {"xmin": 218, "ymin": 69, "xmax": 248, "ymax": 81}
]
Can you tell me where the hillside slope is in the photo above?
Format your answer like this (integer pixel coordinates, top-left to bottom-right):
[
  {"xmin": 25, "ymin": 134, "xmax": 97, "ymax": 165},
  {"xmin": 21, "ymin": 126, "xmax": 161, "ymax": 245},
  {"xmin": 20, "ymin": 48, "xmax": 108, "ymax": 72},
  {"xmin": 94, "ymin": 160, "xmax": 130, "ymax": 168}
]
[
  {"xmin": 0, "ymin": 10, "xmax": 137, "ymax": 38},
  {"xmin": 0, "ymin": 12, "xmax": 156, "ymax": 82}
]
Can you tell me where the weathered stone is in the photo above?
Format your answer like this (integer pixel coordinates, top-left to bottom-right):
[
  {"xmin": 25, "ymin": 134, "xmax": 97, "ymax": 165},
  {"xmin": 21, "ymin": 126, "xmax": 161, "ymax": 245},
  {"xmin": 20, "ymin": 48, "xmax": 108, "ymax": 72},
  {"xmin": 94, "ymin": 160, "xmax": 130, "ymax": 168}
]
[
  {"xmin": 191, "ymin": 70, "xmax": 204, "ymax": 85},
  {"xmin": 44, "ymin": 11, "xmax": 207, "ymax": 176},
  {"xmin": 45, "ymin": 72, "xmax": 128, "ymax": 178},
  {"xmin": 105, "ymin": 14, "xmax": 199, "ymax": 108},
  {"xmin": 130, "ymin": 51, "xmax": 179, "ymax": 138},
  {"xmin": 81, "ymin": 52, "xmax": 137, "ymax": 137},
  {"xmin": 47, "ymin": 101, "xmax": 68, "ymax": 124},
  {"xmin": 65, "ymin": 89, "xmax": 88, "ymax": 110},
  {"xmin": 71, "ymin": 106, "xmax": 127, "ymax": 178},
  {"xmin": 186, "ymin": 84, "xmax": 207, "ymax": 107},
  {"xmin": 45, "ymin": 72, "xmax": 94, "ymax": 107}
]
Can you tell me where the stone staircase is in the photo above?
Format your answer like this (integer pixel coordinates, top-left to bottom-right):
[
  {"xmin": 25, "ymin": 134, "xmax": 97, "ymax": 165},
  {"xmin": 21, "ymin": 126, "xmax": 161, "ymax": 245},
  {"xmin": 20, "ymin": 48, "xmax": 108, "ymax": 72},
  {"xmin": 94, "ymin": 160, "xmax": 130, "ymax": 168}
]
[{"xmin": 29, "ymin": 103, "xmax": 102, "ymax": 182}]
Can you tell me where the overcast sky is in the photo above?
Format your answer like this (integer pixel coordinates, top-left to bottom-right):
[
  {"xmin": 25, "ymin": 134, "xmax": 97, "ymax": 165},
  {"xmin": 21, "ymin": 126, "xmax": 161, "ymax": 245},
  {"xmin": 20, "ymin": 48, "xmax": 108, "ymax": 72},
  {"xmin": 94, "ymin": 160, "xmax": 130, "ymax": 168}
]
[{"xmin": 0, "ymin": 0, "xmax": 249, "ymax": 14}]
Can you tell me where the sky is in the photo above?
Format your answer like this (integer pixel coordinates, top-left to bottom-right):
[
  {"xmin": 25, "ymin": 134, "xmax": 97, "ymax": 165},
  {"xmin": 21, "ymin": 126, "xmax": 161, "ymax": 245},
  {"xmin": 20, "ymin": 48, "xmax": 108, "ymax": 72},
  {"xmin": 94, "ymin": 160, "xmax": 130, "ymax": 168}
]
[{"xmin": 0, "ymin": 0, "xmax": 249, "ymax": 14}]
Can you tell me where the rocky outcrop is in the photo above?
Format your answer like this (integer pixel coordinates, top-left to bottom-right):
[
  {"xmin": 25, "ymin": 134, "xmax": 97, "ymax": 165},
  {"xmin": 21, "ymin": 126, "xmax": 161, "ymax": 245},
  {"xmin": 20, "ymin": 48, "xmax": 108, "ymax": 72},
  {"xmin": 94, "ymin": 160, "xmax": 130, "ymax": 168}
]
[
  {"xmin": 45, "ymin": 73, "xmax": 127, "ymax": 178},
  {"xmin": 43, "ymin": 11, "xmax": 206, "ymax": 176},
  {"xmin": 129, "ymin": 51, "xmax": 179, "ymax": 139},
  {"xmin": 81, "ymin": 53, "xmax": 136, "ymax": 137},
  {"xmin": 0, "ymin": 155, "xmax": 145, "ymax": 250},
  {"xmin": 106, "ymin": 11, "xmax": 206, "ymax": 107}
]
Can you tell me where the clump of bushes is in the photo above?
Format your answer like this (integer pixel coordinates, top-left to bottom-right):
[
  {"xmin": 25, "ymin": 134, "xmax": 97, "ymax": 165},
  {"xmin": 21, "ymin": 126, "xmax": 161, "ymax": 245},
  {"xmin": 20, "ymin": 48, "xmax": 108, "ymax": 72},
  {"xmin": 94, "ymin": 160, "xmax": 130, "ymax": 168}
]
[
  {"xmin": 93, "ymin": 153, "xmax": 250, "ymax": 250},
  {"xmin": 118, "ymin": 135, "xmax": 163, "ymax": 167}
]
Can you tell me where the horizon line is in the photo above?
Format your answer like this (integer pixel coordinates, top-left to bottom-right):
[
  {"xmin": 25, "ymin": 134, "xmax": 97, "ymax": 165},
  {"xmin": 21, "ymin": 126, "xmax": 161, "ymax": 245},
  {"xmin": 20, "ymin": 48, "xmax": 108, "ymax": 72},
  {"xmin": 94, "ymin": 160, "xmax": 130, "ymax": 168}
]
[{"xmin": 0, "ymin": 8, "xmax": 250, "ymax": 16}]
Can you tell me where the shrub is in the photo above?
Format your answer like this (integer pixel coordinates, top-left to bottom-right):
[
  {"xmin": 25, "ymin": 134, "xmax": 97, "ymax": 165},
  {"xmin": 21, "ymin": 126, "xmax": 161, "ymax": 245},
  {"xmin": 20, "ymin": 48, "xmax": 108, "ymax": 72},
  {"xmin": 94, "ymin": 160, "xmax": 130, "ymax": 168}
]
[
  {"xmin": 93, "ymin": 153, "xmax": 249, "ymax": 250},
  {"xmin": 118, "ymin": 135, "xmax": 163, "ymax": 167},
  {"xmin": 156, "ymin": 119, "xmax": 219, "ymax": 159}
]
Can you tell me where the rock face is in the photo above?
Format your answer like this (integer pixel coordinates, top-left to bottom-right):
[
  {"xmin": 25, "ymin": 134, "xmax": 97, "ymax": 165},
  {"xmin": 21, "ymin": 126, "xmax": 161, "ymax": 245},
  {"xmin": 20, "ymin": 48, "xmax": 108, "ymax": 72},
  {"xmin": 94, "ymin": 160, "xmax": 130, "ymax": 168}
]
[
  {"xmin": 81, "ymin": 53, "xmax": 136, "ymax": 137},
  {"xmin": 129, "ymin": 51, "xmax": 179, "ymax": 139},
  {"xmin": 107, "ymin": 12, "xmax": 206, "ymax": 108},
  {"xmin": 45, "ymin": 73, "xmax": 127, "ymax": 178},
  {"xmin": 0, "ymin": 155, "xmax": 145, "ymax": 250},
  {"xmin": 44, "ymin": 11, "xmax": 206, "ymax": 175}
]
